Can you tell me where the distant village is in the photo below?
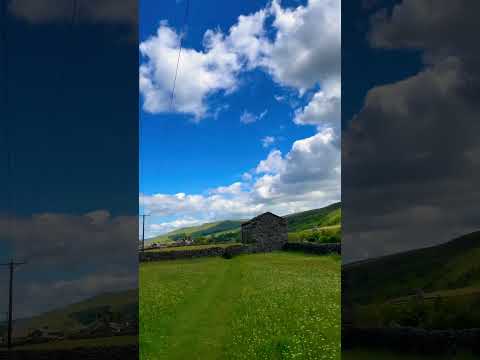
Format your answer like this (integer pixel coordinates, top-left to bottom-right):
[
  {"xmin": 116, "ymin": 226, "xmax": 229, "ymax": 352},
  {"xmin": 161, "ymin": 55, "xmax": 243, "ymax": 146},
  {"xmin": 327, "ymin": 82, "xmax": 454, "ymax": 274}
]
[{"xmin": 142, "ymin": 234, "xmax": 195, "ymax": 251}]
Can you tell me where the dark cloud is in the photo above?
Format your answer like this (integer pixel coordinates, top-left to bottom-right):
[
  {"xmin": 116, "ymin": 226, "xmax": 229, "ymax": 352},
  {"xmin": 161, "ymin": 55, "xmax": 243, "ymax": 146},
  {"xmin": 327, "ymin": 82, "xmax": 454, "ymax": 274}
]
[
  {"xmin": 0, "ymin": 212, "xmax": 137, "ymax": 318},
  {"xmin": 343, "ymin": 0, "xmax": 480, "ymax": 262}
]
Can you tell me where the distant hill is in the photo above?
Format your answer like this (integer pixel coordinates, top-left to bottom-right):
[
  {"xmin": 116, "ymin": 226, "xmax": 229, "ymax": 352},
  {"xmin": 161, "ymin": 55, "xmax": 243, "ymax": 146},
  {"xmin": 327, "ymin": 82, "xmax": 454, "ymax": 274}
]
[
  {"xmin": 148, "ymin": 202, "xmax": 341, "ymax": 244},
  {"xmin": 148, "ymin": 220, "xmax": 245, "ymax": 244},
  {"xmin": 13, "ymin": 289, "xmax": 137, "ymax": 338},
  {"xmin": 344, "ymin": 231, "xmax": 480, "ymax": 305}
]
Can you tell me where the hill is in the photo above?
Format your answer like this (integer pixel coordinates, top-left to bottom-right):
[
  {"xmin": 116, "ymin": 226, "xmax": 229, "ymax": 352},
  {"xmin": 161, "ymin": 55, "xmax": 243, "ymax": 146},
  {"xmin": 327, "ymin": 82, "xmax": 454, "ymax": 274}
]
[
  {"xmin": 148, "ymin": 202, "xmax": 341, "ymax": 244},
  {"xmin": 344, "ymin": 230, "xmax": 480, "ymax": 305},
  {"xmin": 13, "ymin": 289, "xmax": 138, "ymax": 338},
  {"xmin": 284, "ymin": 202, "xmax": 341, "ymax": 232},
  {"xmin": 148, "ymin": 220, "xmax": 245, "ymax": 244},
  {"xmin": 344, "ymin": 231, "xmax": 480, "ymax": 330}
]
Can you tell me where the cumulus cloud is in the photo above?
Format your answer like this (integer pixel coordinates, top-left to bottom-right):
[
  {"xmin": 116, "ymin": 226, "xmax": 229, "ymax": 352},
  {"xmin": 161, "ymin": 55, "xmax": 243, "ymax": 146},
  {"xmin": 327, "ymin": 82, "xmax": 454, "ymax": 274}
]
[
  {"xmin": 140, "ymin": 24, "xmax": 243, "ymax": 119},
  {"xmin": 343, "ymin": 0, "xmax": 480, "ymax": 262},
  {"xmin": 140, "ymin": 0, "xmax": 340, "ymax": 119},
  {"xmin": 294, "ymin": 79, "xmax": 341, "ymax": 130},
  {"xmin": 256, "ymin": 149, "xmax": 286, "ymax": 174},
  {"xmin": 143, "ymin": 128, "xmax": 340, "ymax": 236},
  {"xmin": 264, "ymin": 0, "xmax": 341, "ymax": 92}
]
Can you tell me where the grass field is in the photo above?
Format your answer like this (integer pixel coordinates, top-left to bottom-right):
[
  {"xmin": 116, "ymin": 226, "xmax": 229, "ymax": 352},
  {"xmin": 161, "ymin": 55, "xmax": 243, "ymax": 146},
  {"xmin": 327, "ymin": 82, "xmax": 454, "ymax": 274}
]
[
  {"xmin": 343, "ymin": 349, "xmax": 477, "ymax": 360},
  {"xmin": 140, "ymin": 252, "xmax": 340, "ymax": 360}
]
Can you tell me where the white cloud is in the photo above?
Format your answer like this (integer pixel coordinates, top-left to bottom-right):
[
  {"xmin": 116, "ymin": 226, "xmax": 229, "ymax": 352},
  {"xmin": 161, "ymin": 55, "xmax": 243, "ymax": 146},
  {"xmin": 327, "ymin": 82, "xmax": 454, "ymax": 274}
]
[
  {"xmin": 240, "ymin": 109, "xmax": 268, "ymax": 124},
  {"xmin": 242, "ymin": 172, "xmax": 253, "ymax": 182},
  {"xmin": 263, "ymin": 0, "xmax": 341, "ymax": 92},
  {"xmin": 261, "ymin": 136, "xmax": 276, "ymax": 148},
  {"xmin": 294, "ymin": 78, "xmax": 341, "ymax": 130},
  {"xmin": 139, "ymin": 25, "xmax": 242, "ymax": 119},
  {"xmin": 226, "ymin": 8, "xmax": 271, "ymax": 68},
  {"xmin": 139, "ymin": 0, "xmax": 340, "ymax": 119},
  {"xmin": 240, "ymin": 111, "xmax": 256, "ymax": 124},
  {"xmin": 211, "ymin": 182, "xmax": 244, "ymax": 195},
  {"xmin": 256, "ymin": 149, "xmax": 286, "ymax": 174}
]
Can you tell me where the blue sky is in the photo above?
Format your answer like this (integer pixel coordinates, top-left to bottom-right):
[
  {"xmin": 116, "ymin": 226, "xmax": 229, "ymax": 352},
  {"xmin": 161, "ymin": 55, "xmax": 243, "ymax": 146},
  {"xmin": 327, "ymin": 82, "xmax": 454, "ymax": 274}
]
[{"xmin": 140, "ymin": 0, "xmax": 341, "ymax": 237}]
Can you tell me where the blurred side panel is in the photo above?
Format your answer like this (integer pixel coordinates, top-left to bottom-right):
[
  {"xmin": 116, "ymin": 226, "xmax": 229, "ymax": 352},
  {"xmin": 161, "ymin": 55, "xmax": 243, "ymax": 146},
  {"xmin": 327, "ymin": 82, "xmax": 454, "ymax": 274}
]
[
  {"xmin": 342, "ymin": 0, "xmax": 480, "ymax": 358},
  {"xmin": 0, "ymin": 0, "xmax": 138, "ymax": 358}
]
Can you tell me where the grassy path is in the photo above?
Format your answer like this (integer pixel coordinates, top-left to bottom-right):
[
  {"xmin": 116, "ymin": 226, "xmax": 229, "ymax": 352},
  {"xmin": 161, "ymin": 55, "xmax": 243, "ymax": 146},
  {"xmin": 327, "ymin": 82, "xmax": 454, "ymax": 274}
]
[
  {"xmin": 163, "ymin": 259, "xmax": 241, "ymax": 359},
  {"xmin": 140, "ymin": 252, "xmax": 340, "ymax": 360}
]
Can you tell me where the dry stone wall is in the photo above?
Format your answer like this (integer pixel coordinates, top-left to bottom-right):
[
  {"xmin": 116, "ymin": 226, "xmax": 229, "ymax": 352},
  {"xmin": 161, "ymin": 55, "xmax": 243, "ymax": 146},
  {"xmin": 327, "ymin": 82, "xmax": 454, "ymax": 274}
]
[
  {"xmin": 283, "ymin": 242, "xmax": 341, "ymax": 255},
  {"xmin": 139, "ymin": 244, "xmax": 246, "ymax": 262}
]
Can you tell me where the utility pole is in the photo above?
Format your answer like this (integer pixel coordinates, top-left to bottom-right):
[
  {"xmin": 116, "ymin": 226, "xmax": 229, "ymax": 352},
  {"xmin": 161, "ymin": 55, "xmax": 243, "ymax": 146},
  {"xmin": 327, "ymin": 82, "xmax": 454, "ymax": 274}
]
[
  {"xmin": 1, "ymin": 260, "xmax": 26, "ymax": 350},
  {"xmin": 140, "ymin": 214, "xmax": 150, "ymax": 252}
]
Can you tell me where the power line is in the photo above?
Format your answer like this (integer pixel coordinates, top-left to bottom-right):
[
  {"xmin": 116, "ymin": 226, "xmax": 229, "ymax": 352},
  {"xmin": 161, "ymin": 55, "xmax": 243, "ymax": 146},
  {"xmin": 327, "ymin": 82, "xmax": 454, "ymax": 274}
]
[{"xmin": 170, "ymin": 0, "xmax": 191, "ymax": 110}]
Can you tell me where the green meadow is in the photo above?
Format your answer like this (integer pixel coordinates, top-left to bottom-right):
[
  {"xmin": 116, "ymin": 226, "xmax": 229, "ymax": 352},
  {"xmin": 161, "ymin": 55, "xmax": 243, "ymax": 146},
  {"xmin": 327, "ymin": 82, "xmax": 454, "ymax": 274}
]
[{"xmin": 140, "ymin": 252, "xmax": 340, "ymax": 360}]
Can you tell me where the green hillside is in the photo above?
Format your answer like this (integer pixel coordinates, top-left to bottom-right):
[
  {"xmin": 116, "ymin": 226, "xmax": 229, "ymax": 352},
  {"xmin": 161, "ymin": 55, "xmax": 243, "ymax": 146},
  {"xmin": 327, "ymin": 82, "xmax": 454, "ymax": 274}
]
[
  {"xmin": 344, "ymin": 231, "xmax": 480, "ymax": 305},
  {"xmin": 148, "ymin": 220, "xmax": 244, "ymax": 244},
  {"xmin": 344, "ymin": 231, "xmax": 480, "ymax": 330},
  {"xmin": 284, "ymin": 202, "xmax": 341, "ymax": 232},
  {"xmin": 148, "ymin": 202, "xmax": 341, "ymax": 245}
]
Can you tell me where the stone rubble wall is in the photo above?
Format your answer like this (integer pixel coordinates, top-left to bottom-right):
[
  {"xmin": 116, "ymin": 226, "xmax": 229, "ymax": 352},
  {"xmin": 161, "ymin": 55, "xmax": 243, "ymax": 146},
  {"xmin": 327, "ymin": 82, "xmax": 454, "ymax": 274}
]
[{"xmin": 283, "ymin": 242, "xmax": 341, "ymax": 254}]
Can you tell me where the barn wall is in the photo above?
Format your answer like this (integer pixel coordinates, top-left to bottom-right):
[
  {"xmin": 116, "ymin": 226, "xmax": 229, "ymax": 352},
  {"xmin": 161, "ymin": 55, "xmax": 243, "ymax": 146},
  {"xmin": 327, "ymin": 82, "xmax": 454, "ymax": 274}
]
[{"xmin": 241, "ymin": 215, "xmax": 288, "ymax": 251}]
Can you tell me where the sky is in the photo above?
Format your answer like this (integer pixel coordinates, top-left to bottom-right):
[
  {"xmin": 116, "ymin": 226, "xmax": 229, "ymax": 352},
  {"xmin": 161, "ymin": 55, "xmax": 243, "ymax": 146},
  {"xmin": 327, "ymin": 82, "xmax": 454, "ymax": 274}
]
[
  {"xmin": 139, "ymin": 0, "xmax": 341, "ymax": 238},
  {"xmin": 343, "ymin": 0, "xmax": 480, "ymax": 262}
]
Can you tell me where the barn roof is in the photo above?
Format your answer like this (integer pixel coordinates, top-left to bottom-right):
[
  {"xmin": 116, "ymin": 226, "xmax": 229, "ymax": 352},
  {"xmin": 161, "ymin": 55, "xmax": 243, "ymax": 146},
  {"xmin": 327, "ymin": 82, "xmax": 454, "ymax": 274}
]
[{"xmin": 241, "ymin": 212, "xmax": 286, "ymax": 226}]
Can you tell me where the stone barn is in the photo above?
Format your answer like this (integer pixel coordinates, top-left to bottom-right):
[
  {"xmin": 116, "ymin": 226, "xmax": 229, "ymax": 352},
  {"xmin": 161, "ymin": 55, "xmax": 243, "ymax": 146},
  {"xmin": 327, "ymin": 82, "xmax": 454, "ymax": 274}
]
[{"xmin": 241, "ymin": 212, "xmax": 288, "ymax": 251}]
